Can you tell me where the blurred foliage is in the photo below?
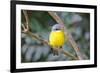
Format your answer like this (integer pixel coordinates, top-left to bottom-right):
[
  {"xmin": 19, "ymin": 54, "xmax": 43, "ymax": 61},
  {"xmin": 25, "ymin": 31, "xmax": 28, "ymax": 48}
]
[{"xmin": 21, "ymin": 10, "xmax": 90, "ymax": 63}]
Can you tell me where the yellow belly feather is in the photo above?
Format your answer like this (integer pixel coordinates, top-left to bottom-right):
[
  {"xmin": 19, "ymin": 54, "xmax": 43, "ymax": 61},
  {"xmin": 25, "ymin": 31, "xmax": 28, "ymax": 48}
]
[{"xmin": 49, "ymin": 31, "xmax": 65, "ymax": 48}]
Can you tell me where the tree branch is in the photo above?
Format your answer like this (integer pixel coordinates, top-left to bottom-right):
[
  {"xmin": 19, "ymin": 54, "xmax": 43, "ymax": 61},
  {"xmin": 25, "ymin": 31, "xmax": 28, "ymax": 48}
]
[
  {"xmin": 61, "ymin": 49, "xmax": 78, "ymax": 60},
  {"xmin": 48, "ymin": 11, "xmax": 87, "ymax": 60}
]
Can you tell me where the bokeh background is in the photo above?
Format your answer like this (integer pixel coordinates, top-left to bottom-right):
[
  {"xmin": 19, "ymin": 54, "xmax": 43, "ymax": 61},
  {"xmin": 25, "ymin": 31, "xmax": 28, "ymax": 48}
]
[{"xmin": 21, "ymin": 10, "xmax": 90, "ymax": 63}]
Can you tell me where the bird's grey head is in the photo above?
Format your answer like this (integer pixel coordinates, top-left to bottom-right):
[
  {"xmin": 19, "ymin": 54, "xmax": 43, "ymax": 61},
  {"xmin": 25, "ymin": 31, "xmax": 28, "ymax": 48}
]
[{"xmin": 52, "ymin": 24, "xmax": 64, "ymax": 31}]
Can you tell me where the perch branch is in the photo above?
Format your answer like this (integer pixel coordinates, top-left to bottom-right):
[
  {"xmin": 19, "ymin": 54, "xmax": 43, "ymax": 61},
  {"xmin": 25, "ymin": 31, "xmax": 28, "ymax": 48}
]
[
  {"xmin": 48, "ymin": 11, "xmax": 87, "ymax": 60},
  {"xmin": 25, "ymin": 31, "xmax": 78, "ymax": 60},
  {"xmin": 21, "ymin": 10, "xmax": 78, "ymax": 60}
]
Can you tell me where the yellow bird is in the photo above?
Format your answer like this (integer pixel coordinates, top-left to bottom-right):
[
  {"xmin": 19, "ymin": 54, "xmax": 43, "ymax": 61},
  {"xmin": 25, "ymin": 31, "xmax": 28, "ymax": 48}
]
[{"xmin": 49, "ymin": 24, "xmax": 65, "ymax": 55}]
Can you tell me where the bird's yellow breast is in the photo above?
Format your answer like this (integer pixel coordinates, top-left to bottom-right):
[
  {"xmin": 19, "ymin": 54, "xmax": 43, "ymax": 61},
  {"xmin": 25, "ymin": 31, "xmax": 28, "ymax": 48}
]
[{"xmin": 49, "ymin": 31, "xmax": 65, "ymax": 48}]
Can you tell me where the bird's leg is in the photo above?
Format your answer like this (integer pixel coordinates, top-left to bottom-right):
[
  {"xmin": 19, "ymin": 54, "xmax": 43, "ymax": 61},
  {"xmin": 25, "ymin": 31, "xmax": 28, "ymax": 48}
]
[
  {"xmin": 54, "ymin": 46, "xmax": 60, "ymax": 55},
  {"xmin": 50, "ymin": 46, "xmax": 61, "ymax": 56},
  {"xmin": 55, "ymin": 48, "xmax": 59, "ymax": 55},
  {"xmin": 49, "ymin": 46, "xmax": 53, "ymax": 54},
  {"xmin": 52, "ymin": 47, "xmax": 59, "ymax": 56},
  {"xmin": 49, "ymin": 46, "xmax": 56, "ymax": 55},
  {"xmin": 52, "ymin": 46, "xmax": 63, "ymax": 56}
]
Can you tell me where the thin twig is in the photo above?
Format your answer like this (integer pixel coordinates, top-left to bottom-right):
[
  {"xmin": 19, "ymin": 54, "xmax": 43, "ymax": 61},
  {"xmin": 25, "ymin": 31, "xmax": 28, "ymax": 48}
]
[
  {"xmin": 21, "ymin": 24, "xmax": 26, "ymax": 30},
  {"xmin": 21, "ymin": 10, "xmax": 79, "ymax": 60},
  {"xmin": 21, "ymin": 23, "xmax": 28, "ymax": 33},
  {"xmin": 48, "ymin": 11, "xmax": 87, "ymax": 60},
  {"xmin": 22, "ymin": 10, "xmax": 29, "ymax": 32},
  {"xmin": 26, "ymin": 31, "xmax": 49, "ymax": 45},
  {"xmin": 61, "ymin": 49, "xmax": 78, "ymax": 60}
]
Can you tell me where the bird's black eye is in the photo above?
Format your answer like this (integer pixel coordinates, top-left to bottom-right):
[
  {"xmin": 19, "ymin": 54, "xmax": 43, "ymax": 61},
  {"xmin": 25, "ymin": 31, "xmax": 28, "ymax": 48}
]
[{"xmin": 55, "ymin": 28, "xmax": 59, "ymax": 30}]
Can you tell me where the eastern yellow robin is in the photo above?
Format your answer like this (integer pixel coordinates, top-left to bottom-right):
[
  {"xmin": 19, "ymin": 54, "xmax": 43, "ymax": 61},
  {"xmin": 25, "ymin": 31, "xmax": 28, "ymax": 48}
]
[{"xmin": 49, "ymin": 24, "xmax": 65, "ymax": 55}]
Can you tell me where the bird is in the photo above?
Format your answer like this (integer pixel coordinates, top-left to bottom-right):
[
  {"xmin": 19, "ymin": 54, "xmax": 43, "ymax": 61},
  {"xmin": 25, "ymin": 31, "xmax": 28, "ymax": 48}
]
[{"xmin": 49, "ymin": 24, "xmax": 65, "ymax": 55}]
